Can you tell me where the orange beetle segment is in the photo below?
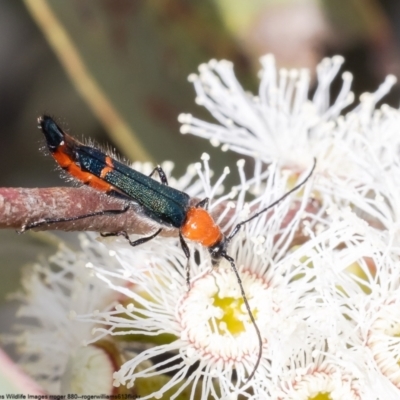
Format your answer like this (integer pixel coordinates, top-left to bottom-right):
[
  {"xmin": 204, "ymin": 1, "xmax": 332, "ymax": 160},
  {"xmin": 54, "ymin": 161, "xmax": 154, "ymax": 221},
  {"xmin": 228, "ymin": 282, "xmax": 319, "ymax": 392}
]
[
  {"xmin": 100, "ymin": 156, "xmax": 114, "ymax": 178},
  {"xmin": 181, "ymin": 207, "xmax": 222, "ymax": 247},
  {"xmin": 87, "ymin": 175, "xmax": 115, "ymax": 192},
  {"xmin": 52, "ymin": 145, "xmax": 114, "ymax": 192},
  {"xmin": 52, "ymin": 144, "xmax": 73, "ymax": 168}
]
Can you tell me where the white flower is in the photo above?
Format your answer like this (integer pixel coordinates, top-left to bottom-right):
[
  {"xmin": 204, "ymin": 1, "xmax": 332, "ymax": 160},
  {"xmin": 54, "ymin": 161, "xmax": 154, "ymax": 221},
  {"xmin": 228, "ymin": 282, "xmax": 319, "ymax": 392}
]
[
  {"xmin": 179, "ymin": 55, "xmax": 400, "ymax": 232},
  {"xmin": 275, "ymin": 358, "xmax": 366, "ymax": 400},
  {"xmin": 237, "ymin": 209, "xmax": 398, "ymax": 400},
  {"xmin": 75, "ymin": 159, "xmax": 322, "ymax": 399},
  {"xmin": 295, "ymin": 209, "xmax": 400, "ymax": 400},
  {"xmin": 276, "ymin": 358, "xmax": 366, "ymax": 400},
  {"xmin": 5, "ymin": 236, "xmax": 122, "ymax": 394},
  {"xmin": 179, "ymin": 56, "xmax": 397, "ymax": 172},
  {"xmin": 321, "ymin": 222, "xmax": 400, "ymax": 398}
]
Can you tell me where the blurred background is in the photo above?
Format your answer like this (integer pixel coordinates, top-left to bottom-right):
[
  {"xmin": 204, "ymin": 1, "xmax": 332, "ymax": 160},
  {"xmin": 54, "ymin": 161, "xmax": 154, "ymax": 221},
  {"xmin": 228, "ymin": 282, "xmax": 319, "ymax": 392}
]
[{"xmin": 1, "ymin": 0, "xmax": 400, "ymax": 334}]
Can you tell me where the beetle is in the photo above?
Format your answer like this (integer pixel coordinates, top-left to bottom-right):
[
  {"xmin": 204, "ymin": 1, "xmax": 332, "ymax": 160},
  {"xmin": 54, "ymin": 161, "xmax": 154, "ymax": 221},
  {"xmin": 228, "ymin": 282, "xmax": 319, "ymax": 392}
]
[{"xmin": 22, "ymin": 115, "xmax": 316, "ymax": 382}]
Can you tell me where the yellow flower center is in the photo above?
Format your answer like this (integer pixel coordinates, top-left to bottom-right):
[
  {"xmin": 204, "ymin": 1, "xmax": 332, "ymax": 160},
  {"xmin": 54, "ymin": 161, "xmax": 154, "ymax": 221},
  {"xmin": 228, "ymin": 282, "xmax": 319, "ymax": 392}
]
[
  {"xmin": 176, "ymin": 268, "xmax": 266, "ymax": 363},
  {"xmin": 209, "ymin": 295, "xmax": 251, "ymax": 336},
  {"xmin": 310, "ymin": 393, "xmax": 332, "ymax": 400}
]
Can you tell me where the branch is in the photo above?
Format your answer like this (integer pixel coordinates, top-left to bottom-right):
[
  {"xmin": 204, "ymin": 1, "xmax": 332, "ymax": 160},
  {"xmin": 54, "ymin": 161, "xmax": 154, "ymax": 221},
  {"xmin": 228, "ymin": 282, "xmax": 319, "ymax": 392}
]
[
  {"xmin": 0, "ymin": 187, "xmax": 321, "ymax": 244},
  {"xmin": 0, "ymin": 187, "xmax": 176, "ymax": 236}
]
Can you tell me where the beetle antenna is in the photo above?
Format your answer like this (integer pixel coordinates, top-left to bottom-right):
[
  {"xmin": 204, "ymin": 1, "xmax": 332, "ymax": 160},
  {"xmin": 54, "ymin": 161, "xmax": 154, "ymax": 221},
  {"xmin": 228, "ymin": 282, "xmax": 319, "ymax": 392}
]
[
  {"xmin": 228, "ymin": 158, "xmax": 316, "ymax": 241},
  {"xmin": 222, "ymin": 253, "xmax": 263, "ymax": 383}
]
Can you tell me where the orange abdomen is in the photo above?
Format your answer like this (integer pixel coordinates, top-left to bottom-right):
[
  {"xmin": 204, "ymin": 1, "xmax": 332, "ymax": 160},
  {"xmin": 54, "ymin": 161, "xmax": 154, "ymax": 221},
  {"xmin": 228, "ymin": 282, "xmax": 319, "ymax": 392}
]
[
  {"xmin": 181, "ymin": 207, "xmax": 222, "ymax": 247},
  {"xmin": 52, "ymin": 145, "xmax": 115, "ymax": 192}
]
